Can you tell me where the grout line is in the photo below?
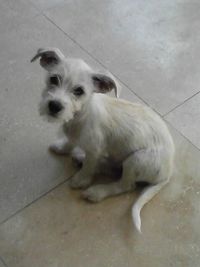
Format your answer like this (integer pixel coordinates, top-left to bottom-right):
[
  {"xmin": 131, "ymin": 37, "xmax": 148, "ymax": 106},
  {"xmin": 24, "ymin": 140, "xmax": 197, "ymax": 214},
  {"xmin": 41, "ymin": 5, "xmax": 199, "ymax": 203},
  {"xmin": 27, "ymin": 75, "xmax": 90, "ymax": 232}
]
[
  {"xmin": 39, "ymin": 14, "xmax": 200, "ymax": 149},
  {"xmin": 42, "ymin": 12, "xmax": 200, "ymax": 119},
  {"xmin": 163, "ymin": 90, "xmax": 200, "ymax": 117},
  {"xmin": 0, "ymin": 256, "xmax": 8, "ymax": 267},
  {"xmin": 42, "ymin": 13, "xmax": 200, "ymax": 150},
  {"xmin": 42, "ymin": 14, "xmax": 152, "ymax": 109},
  {"xmin": 41, "ymin": 11, "xmax": 200, "ymax": 118},
  {"xmin": 0, "ymin": 174, "xmax": 74, "ymax": 226},
  {"xmin": 41, "ymin": 13, "xmax": 200, "ymax": 151},
  {"xmin": 26, "ymin": 0, "xmax": 42, "ymax": 13},
  {"xmin": 166, "ymin": 120, "xmax": 200, "ymax": 152}
]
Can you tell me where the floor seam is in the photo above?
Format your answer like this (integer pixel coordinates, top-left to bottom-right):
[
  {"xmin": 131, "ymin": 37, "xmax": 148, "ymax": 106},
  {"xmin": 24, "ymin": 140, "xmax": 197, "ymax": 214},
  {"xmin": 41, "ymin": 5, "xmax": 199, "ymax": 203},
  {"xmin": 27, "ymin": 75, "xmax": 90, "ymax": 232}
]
[
  {"xmin": 26, "ymin": 0, "xmax": 41, "ymax": 12},
  {"xmin": 0, "ymin": 174, "xmax": 74, "ymax": 226},
  {"xmin": 165, "ymin": 120, "xmax": 200, "ymax": 152},
  {"xmin": 0, "ymin": 256, "xmax": 8, "ymax": 267},
  {"xmin": 41, "ymin": 13, "xmax": 200, "ymax": 119},
  {"xmin": 36, "ymin": 14, "xmax": 200, "ymax": 151},
  {"xmin": 163, "ymin": 90, "xmax": 200, "ymax": 117},
  {"xmin": 42, "ymin": 13, "xmax": 153, "ymax": 110}
]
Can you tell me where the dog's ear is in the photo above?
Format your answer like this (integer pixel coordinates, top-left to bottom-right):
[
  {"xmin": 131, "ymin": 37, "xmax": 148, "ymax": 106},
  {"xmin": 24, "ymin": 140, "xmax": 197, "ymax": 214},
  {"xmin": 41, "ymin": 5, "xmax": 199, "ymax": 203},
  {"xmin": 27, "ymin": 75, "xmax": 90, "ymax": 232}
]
[
  {"xmin": 92, "ymin": 73, "xmax": 119, "ymax": 98},
  {"xmin": 30, "ymin": 48, "xmax": 65, "ymax": 71}
]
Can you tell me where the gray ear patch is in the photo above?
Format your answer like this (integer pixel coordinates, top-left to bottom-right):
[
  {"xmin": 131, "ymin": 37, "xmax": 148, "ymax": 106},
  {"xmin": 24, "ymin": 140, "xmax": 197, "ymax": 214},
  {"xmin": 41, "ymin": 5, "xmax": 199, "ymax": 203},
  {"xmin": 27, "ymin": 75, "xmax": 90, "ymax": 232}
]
[
  {"xmin": 92, "ymin": 73, "xmax": 119, "ymax": 97},
  {"xmin": 31, "ymin": 48, "xmax": 65, "ymax": 70}
]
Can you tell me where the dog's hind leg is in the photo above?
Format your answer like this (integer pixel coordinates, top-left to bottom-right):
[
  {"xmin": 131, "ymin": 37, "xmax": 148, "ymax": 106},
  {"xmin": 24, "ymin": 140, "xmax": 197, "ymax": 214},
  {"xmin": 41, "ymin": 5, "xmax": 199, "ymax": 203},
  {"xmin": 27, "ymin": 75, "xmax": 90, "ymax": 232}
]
[
  {"xmin": 132, "ymin": 179, "xmax": 169, "ymax": 233},
  {"xmin": 82, "ymin": 149, "xmax": 170, "ymax": 231},
  {"xmin": 71, "ymin": 147, "xmax": 86, "ymax": 167},
  {"xmin": 82, "ymin": 151, "xmax": 141, "ymax": 202},
  {"xmin": 129, "ymin": 148, "xmax": 172, "ymax": 233},
  {"xmin": 82, "ymin": 179, "xmax": 133, "ymax": 203}
]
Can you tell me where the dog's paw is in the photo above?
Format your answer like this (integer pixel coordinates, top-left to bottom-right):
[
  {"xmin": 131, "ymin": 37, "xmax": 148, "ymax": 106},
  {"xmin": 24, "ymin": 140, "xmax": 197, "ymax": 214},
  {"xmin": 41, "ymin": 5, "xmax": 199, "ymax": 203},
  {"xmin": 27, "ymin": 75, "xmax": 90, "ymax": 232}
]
[
  {"xmin": 82, "ymin": 187, "xmax": 105, "ymax": 202},
  {"xmin": 71, "ymin": 147, "xmax": 85, "ymax": 167},
  {"xmin": 69, "ymin": 173, "xmax": 91, "ymax": 189},
  {"xmin": 49, "ymin": 139, "xmax": 69, "ymax": 155},
  {"xmin": 49, "ymin": 144, "xmax": 67, "ymax": 155}
]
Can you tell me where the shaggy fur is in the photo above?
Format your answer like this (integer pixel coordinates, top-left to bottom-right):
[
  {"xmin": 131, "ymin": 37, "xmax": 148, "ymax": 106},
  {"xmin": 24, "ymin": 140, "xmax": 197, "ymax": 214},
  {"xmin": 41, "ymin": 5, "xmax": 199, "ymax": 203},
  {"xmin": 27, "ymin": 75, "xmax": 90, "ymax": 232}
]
[{"xmin": 31, "ymin": 48, "xmax": 175, "ymax": 232}]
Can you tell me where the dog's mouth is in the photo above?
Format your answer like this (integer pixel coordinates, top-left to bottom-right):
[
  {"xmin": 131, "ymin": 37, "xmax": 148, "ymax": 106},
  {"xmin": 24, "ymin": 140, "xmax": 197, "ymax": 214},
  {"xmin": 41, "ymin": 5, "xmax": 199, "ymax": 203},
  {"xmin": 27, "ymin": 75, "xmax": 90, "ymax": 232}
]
[
  {"xmin": 48, "ymin": 111, "xmax": 60, "ymax": 118},
  {"xmin": 39, "ymin": 101, "xmax": 75, "ymax": 124},
  {"xmin": 39, "ymin": 107, "xmax": 61, "ymax": 122},
  {"xmin": 46, "ymin": 110, "xmax": 64, "ymax": 123}
]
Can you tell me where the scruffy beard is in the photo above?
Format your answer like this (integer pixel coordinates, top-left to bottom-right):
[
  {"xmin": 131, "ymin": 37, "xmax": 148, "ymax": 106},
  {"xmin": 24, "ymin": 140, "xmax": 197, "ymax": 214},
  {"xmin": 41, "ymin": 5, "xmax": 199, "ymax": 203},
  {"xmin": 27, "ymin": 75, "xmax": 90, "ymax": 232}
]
[
  {"xmin": 38, "ymin": 91, "xmax": 87, "ymax": 125},
  {"xmin": 39, "ymin": 100, "xmax": 59, "ymax": 123},
  {"xmin": 38, "ymin": 100, "xmax": 75, "ymax": 124}
]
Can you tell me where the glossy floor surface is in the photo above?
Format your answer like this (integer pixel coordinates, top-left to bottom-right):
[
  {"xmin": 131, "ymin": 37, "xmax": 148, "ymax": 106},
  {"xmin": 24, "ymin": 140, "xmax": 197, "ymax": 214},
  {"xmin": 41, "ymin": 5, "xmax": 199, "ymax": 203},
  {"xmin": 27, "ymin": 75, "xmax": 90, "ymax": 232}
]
[{"xmin": 0, "ymin": 0, "xmax": 200, "ymax": 266}]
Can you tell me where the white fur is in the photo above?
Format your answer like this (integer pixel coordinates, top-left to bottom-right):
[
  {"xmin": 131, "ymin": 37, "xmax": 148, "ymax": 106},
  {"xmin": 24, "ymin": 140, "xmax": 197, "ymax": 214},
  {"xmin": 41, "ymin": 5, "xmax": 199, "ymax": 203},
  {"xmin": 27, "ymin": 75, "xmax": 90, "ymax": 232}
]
[{"xmin": 32, "ymin": 48, "xmax": 175, "ymax": 232}]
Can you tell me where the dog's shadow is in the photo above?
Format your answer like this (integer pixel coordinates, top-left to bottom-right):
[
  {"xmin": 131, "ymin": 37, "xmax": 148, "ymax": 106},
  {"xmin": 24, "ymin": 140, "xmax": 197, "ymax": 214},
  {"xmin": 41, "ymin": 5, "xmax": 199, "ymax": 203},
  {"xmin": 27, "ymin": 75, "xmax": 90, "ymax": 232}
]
[{"xmin": 51, "ymin": 150, "xmax": 149, "ymax": 244}]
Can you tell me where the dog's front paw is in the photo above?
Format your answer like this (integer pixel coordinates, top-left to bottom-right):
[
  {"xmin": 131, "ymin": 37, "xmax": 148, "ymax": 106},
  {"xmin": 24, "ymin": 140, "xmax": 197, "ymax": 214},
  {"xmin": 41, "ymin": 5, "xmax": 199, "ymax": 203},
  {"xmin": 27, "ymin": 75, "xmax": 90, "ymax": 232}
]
[
  {"xmin": 49, "ymin": 138, "xmax": 70, "ymax": 155},
  {"xmin": 71, "ymin": 147, "xmax": 85, "ymax": 167},
  {"xmin": 49, "ymin": 144, "xmax": 67, "ymax": 155},
  {"xmin": 69, "ymin": 173, "xmax": 92, "ymax": 189},
  {"xmin": 82, "ymin": 186, "xmax": 105, "ymax": 202}
]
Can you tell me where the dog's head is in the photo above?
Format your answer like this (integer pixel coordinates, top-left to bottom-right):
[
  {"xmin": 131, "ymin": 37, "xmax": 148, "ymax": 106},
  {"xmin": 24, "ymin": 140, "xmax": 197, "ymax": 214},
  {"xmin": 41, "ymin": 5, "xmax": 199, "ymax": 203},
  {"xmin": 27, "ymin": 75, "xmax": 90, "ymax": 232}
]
[{"xmin": 31, "ymin": 48, "xmax": 119, "ymax": 123}]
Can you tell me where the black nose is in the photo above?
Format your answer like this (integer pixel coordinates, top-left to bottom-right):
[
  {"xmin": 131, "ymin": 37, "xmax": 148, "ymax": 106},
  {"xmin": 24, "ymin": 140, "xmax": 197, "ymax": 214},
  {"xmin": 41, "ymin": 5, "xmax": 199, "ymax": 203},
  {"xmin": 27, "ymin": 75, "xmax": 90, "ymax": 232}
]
[{"xmin": 48, "ymin": 100, "xmax": 63, "ymax": 115}]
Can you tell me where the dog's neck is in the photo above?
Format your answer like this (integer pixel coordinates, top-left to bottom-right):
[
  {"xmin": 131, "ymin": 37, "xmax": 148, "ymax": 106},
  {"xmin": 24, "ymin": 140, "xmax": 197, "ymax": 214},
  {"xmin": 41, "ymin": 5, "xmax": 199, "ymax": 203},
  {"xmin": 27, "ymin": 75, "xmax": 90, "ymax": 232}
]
[{"xmin": 63, "ymin": 93, "xmax": 109, "ymax": 141}]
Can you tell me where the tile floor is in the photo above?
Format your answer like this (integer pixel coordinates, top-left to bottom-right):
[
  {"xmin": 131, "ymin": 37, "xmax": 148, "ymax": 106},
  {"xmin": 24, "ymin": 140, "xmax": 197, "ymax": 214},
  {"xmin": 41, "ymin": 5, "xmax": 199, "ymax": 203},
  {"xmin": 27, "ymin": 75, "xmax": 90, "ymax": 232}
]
[{"xmin": 0, "ymin": 0, "xmax": 200, "ymax": 266}]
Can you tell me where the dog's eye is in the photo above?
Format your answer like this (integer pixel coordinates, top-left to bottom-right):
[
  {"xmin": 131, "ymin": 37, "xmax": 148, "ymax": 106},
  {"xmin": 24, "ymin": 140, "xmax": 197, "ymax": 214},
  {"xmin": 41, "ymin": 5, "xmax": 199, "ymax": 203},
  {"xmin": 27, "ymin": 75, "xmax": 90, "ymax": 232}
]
[
  {"xmin": 49, "ymin": 75, "xmax": 62, "ymax": 86},
  {"xmin": 73, "ymin": 86, "xmax": 84, "ymax": 96}
]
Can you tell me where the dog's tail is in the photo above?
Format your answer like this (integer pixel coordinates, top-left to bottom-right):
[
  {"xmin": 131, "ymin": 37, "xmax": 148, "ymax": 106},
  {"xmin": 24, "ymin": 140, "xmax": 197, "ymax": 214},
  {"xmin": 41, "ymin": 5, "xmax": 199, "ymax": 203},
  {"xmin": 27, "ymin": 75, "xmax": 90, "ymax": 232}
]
[{"xmin": 132, "ymin": 180, "xmax": 169, "ymax": 233}]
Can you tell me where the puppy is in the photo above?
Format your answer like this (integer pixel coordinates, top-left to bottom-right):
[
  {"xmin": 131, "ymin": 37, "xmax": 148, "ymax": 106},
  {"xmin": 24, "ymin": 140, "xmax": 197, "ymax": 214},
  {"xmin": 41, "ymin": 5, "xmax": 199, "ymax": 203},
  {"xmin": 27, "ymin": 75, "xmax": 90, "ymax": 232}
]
[{"xmin": 31, "ymin": 48, "xmax": 175, "ymax": 232}]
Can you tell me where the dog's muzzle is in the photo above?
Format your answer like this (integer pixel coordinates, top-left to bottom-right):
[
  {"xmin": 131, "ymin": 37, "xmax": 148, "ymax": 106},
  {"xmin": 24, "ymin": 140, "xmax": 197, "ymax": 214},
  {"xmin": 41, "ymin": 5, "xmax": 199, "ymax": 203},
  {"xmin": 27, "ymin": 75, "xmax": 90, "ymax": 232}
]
[{"xmin": 48, "ymin": 100, "xmax": 63, "ymax": 116}]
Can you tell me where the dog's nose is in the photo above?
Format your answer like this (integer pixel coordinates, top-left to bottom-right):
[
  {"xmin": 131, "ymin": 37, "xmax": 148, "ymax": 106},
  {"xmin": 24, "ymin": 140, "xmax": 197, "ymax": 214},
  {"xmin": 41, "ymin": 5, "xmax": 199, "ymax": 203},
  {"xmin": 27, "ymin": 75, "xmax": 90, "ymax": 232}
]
[{"xmin": 48, "ymin": 100, "xmax": 63, "ymax": 115}]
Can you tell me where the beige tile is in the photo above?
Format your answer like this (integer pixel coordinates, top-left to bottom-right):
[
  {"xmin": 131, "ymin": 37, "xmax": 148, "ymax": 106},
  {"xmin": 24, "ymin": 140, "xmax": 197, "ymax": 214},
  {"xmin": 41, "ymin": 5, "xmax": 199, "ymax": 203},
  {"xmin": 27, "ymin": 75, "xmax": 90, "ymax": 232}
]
[
  {"xmin": 165, "ymin": 92, "xmax": 200, "ymax": 149},
  {"xmin": 0, "ymin": 126, "xmax": 200, "ymax": 267},
  {"xmin": 44, "ymin": 0, "xmax": 200, "ymax": 114}
]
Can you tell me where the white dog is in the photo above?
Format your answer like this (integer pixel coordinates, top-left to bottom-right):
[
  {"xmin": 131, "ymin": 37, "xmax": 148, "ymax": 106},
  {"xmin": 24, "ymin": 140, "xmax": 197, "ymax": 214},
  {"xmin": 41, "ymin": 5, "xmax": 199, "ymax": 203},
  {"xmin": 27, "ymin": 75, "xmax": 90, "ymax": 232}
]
[{"xmin": 31, "ymin": 48, "xmax": 175, "ymax": 232}]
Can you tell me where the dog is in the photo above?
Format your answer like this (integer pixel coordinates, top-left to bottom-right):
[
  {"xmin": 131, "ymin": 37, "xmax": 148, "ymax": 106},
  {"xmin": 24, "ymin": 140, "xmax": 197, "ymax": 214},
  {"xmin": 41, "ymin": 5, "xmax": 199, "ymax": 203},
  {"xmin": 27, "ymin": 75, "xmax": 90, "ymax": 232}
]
[{"xmin": 31, "ymin": 48, "xmax": 175, "ymax": 232}]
